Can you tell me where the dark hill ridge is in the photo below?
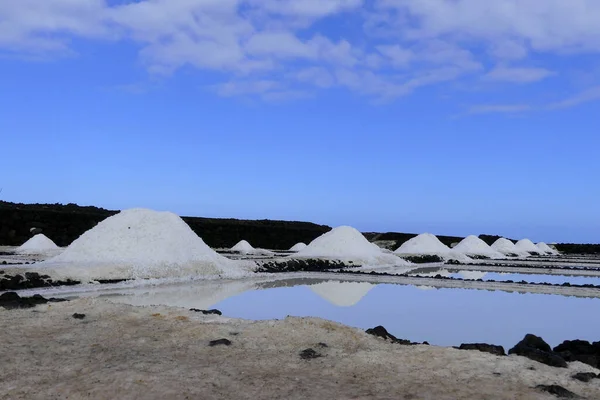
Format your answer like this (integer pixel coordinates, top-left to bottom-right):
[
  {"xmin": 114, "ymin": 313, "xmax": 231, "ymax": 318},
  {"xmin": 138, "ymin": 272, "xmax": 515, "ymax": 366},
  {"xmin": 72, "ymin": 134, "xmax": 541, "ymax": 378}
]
[
  {"xmin": 0, "ymin": 201, "xmax": 330, "ymax": 250},
  {"xmin": 0, "ymin": 201, "xmax": 597, "ymax": 253}
]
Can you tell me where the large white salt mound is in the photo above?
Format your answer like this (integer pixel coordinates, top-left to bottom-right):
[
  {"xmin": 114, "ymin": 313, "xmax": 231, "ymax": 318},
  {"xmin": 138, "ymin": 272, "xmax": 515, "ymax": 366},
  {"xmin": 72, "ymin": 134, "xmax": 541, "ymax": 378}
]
[
  {"xmin": 295, "ymin": 226, "xmax": 409, "ymax": 266},
  {"xmin": 16, "ymin": 234, "xmax": 60, "ymax": 254},
  {"xmin": 289, "ymin": 242, "xmax": 307, "ymax": 251},
  {"xmin": 394, "ymin": 233, "xmax": 450, "ymax": 254},
  {"xmin": 491, "ymin": 238, "xmax": 529, "ymax": 257},
  {"xmin": 309, "ymin": 281, "xmax": 374, "ymax": 307},
  {"xmin": 515, "ymin": 239, "xmax": 541, "ymax": 255},
  {"xmin": 47, "ymin": 208, "xmax": 246, "ymax": 280},
  {"xmin": 453, "ymin": 236, "xmax": 505, "ymax": 258},
  {"xmin": 536, "ymin": 242, "xmax": 558, "ymax": 255}
]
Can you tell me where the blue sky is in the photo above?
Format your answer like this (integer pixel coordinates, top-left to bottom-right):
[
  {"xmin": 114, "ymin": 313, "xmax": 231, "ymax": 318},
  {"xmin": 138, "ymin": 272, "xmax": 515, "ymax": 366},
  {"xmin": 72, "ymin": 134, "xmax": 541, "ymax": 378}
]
[{"xmin": 1, "ymin": 0, "xmax": 599, "ymax": 243}]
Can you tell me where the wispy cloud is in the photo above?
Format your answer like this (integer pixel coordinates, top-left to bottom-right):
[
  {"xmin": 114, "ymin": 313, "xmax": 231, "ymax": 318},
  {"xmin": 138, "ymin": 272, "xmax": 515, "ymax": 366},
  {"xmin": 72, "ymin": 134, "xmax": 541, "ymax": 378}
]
[
  {"xmin": 547, "ymin": 86, "xmax": 600, "ymax": 109},
  {"xmin": 468, "ymin": 104, "xmax": 532, "ymax": 115},
  {"xmin": 484, "ymin": 66, "xmax": 556, "ymax": 84}
]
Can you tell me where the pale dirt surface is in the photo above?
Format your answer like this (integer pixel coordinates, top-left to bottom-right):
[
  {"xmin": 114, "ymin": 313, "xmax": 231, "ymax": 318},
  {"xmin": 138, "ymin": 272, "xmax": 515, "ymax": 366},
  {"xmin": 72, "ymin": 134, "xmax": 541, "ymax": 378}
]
[{"xmin": 2, "ymin": 299, "xmax": 600, "ymax": 400}]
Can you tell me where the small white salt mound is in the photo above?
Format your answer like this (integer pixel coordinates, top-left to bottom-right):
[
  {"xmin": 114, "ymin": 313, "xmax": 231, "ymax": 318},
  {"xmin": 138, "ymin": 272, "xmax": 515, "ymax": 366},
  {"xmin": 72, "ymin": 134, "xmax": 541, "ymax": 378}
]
[
  {"xmin": 491, "ymin": 238, "xmax": 528, "ymax": 257},
  {"xmin": 295, "ymin": 226, "xmax": 409, "ymax": 265},
  {"xmin": 515, "ymin": 239, "xmax": 542, "ymax": 255},
  {"xmin": 231, "ymin": 240, "xmax": 274, "ymax": 256},
  {"xmin": 458, "ymin": 270, "xmax": 487, "ymax": 280},
  {"xmin": 453, "ymin": 236, "xmax": 505, "ymax": 258},
  {"xmin": 232, "ymin": 240, "xmax": 254, "ymax": 253},
  {"xmin": 289, "ymin": 242, "xmax": 307, "ymax": 251},
  {"xmin": 47, "ymin": 208, "xmax": 246, "ymax": 280},
  {"xmin": 309, "ymin": 281, "xmax": 374, "ymax": 307},
  {"xmin": 16, "ymin": 234, "xmax": 60, "ymax": 254},
  {"xmin": 536, "ymin": 242, "xmax": 558, "ymax": 255}
]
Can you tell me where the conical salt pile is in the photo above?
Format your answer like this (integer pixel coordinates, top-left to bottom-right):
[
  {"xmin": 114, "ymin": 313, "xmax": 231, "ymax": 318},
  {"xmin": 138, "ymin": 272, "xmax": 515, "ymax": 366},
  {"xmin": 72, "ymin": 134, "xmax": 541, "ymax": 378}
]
[
  {"xmin": 232, "ymin": 240, "xmax": 255, "ymax": 253},
  {"xmin": 536, "ymin": 242, "xmax": 558, "ymax": 255},
  {"xmin": 47, "ymin": 208, "xmax": 246, "ymax": 280},
  {"xmin": 515, "ymin": 239, "xmax": 541, "ymax": 255},
  {"xmin": 289, "ymin": 242, "xmax": 307, "ymax": 251},
  {"xmin": 16, "ymin": 234, "xmax": 60, "ymax": 254},
  {"xmin": 295, "ymin": 226, "xmax": 409, "ymax": 265},
  {"xmin": 453, "ymin": 235, "xmax": 504, "ymax": 258},
  {"xmin": 491, "ymin": 238, "xmax": 529, "ymax": 257}
]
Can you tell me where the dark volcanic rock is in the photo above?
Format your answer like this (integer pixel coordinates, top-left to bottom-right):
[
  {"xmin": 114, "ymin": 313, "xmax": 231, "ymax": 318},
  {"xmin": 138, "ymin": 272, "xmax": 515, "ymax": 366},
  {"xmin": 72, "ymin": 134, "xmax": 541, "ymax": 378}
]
[
  {"xmin": 299, "ymin": 348, "xmax": 322, "ymax": 360},
  {"xmin": 72, "ymin": 313, "xmax": 86, "ymax": 319},
  {"xmin": 459, "ymin": 343, "xmax": 506, "ymax": 356},
  {"xmin": 572, "ymin": 372, "xmax": 599, "ymax": 382},
  {"xmin": 536, "ymin": 384, "xmax": 581, "ymax": 398},
  {"xmin": 255, "ymin": 258, "xmax": 353, "ymax": 273},
  {"xmin": 0, "ymin": 292, "xmax": 68, "ymax": 309},
  {"xmin": 509, "ymin": 334, "xmax": 567, "ymax": 368},
  {"xmin": 209, "ymin": 339, "xmax": 232, "ymax": 347},
  {"xmin": 190, "ymin": 308, "xmax": 222, "ymax": 315},
  {"xmin": 0, "ymin": 272, "xmax": 80, "ymax": 291},
  {"xmin": 365, "ymin": 326, "xmax": 413, "ymax": 345},
  {"xmin": 554, "ymin": 340, "xmax": 600, "ymax": 368}
]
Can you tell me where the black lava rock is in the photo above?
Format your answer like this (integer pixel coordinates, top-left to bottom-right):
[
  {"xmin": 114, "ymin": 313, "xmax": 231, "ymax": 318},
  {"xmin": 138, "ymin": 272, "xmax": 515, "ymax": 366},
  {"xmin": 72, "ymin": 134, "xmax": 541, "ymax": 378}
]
[
  {"xmin": 459, "ymin": 343, "xmax": 506, "ymax": 356},
  {"xmin": 209, "ymin": 339, "xmax": 232, "ymax": 347},
  {"xmin": 190, "ymin": 308, "xmax": 222, "ymax": 315},
  {"xmin": 72, "ymin": 313, "xmax": 86, "ymax": 319},
  {"xmin": 0, "ymin": 292, "xmax": 66, "ymax": 309},
  {"xmin": 572, "ymin": 372, "xmax": 599, "ymax": 383},
  {"xmin": 536, "ymin": 385, "xmax": 581, "ymax": 398},
  {"xmin": 365, "ymin": 326, "xmax": 415, "ymax": 345},
  {"xmin": 554, "ymin": 340, "xmax": 600, "ymax": 368},
  {"xmin": 509, "ymin": 334, "xmax": 567, "ymax": 368},
  {"xmin": 299, "ymin": 348, "xmax": 322, "ymax": 360}
]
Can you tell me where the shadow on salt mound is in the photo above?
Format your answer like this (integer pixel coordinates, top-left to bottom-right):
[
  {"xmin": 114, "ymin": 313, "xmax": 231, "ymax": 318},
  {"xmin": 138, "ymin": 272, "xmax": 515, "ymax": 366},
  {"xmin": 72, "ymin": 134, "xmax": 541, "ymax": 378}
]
[
  {"xmin": 394, "ymin": 233, "xmax": 470, "ymax": 262},
  {"xmin": 309, "ymin": 281, "xmax": 374, "ymax": 307},
  {"xmin": 453, "ymin": 236, "xmax": 505, "ymax": 259},
  {"xmin": 43, "ymin": 208, "xmax": 250, "ymax": 281},
  {"xmin": 289, "ymin": 242, "xmax": 307, "ymax": 251},
  {"xmin": 515, "ymin": 239, "xmax": 542, "ymax": 255},
  {"xmin": 491, "ymin": 238, "xmax": 529, "ymax": 257},
  {"xmin": 231, "ymin": 240, "xmax": 274, "ymax": 256},
  {"xmin": 536, "ymin": 242, "xmax": 558, "ymax": 255},
  {"xmin": 16, "ymin": 234, "xmax": 61, "ymax": 255},
  {"xmin": 295, "ymin": 226, "xmax": 410, "ymax": 266}
]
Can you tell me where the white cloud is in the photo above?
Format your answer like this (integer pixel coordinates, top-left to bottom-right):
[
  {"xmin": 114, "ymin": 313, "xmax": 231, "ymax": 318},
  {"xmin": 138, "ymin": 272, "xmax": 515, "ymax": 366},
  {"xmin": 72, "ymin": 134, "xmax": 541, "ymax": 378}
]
[
  {"xmin": 0, "ymin": 0, "xmax": 599, "ymax": 105},
  {"xmin": 484, "ymin": 66, "xmax": 556, "ymax": 83},
  {"xmin": 377, "ymin": 0, "xmax": 600, "ymax": 53},
  {"xmin": 294, "ymin": 67, "xmax": 335, "ymax": 88}
]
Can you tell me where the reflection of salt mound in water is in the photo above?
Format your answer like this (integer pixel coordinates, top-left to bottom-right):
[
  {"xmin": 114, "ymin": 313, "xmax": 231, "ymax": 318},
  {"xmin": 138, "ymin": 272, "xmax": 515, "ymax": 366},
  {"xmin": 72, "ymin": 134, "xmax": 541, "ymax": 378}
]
[
  {"xmin": 296, "ymin": 226, "xmax": 409, "ymax": 265},
  {"xmin": 453, "ymin": 236, "xmax": 504, "ymax": 258},
  {"xmin": 536, "ymin": 242, "xmax": 558, "ymax": 255},
  {"xmin": 103, "ymin": 279, "xmax": 260, "ymax": 310},
  {"xmin": 458, "ymin": 270, "xmax": 487, "ymax": 280},
  {"xmin": 515, "ymin": 239, "xmax": 541, "ymax": 254},
  {"xmin": 491, "ymin": 238, "xmax": 527, "ymax": 256},
  {"xmin": 47, "ymin": 208, "xmax": 247, "ymax": 280},
  {"xmin": 289, "ymin": 243, "xmax": 307, "ymax": 251},
  {"xmin": 309, "ymin": 281, "xmax": 374, "ymax": 307},
  {"xmin": 231, "ymin": 240, "xmax": 274, "ymax": 256},
  {"xmin": 16, "ymin": 234, "xmax": 60, "ymax": 254}
]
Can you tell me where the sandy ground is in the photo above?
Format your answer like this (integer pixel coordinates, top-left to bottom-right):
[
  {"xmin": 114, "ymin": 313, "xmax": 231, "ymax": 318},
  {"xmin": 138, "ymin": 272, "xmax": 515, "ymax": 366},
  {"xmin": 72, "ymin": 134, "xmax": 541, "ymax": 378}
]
[{"xmin": 2, "ymin": 299, "xmax": 599, "ymax": 400}]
